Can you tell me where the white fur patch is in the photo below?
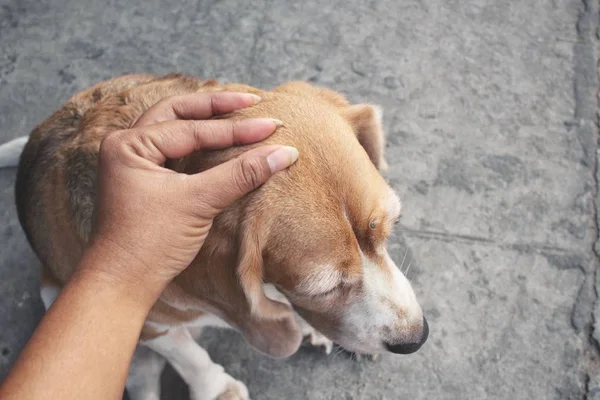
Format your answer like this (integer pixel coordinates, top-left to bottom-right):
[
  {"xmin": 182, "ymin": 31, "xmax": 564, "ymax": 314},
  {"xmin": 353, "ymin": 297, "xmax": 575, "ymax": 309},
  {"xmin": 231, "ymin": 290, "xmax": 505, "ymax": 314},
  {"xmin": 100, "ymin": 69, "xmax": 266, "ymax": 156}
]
[
  {"xmin": 338, "ymin": 249, "xmax": 422, "ymax": 354},
  {"xmin": 40, "ymin": 285, "xmax": 60, "ymax": 310},
  {"xmin": 263, "ymin": 284, "xmax": 334, "ymax": 354},
  {"xmin": 143, "ymin": 313, "xmax": 231, "ymax": 338},
  {"xmin": 145, "ymin": 327, "xmax": 249, "ymax": 400},
  {"xmin": 296, "ymin": 265, "xmax": 342, "ymax": 297},
  {"xmin": 0, "ymin": 136, "xmax": 28, "ymax": 168},
  {"xmin": 187, "ymin": 313, "xmax": 231, "ymax": 330},
  {"xmin": 262, "ymin": 283, "xmax": 291, "ymax": 305},
  {"xmin": 386, "ymin": 190, "xmax": 402, "ymax": 220}
]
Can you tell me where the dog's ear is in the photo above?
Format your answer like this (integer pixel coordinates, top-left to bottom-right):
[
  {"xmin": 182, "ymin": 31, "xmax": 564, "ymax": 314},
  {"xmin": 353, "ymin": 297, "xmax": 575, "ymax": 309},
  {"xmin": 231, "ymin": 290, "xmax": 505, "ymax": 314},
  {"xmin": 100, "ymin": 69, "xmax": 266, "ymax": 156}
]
[
  {"xmin": 342, "ymin": 104, "xmax": 388, "ymax": 171},
  {"xmin": 236, "ymin": 220, "xmax": 302, "ymax": 358}
]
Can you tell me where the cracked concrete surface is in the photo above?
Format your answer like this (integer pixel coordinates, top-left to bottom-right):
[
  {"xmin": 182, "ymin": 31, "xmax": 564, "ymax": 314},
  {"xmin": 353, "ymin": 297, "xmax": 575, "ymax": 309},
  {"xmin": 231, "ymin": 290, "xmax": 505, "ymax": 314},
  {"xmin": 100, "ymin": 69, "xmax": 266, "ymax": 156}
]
[{"xmin": 1, "ymin": 0, "xmax": 600, "ymax": 398}]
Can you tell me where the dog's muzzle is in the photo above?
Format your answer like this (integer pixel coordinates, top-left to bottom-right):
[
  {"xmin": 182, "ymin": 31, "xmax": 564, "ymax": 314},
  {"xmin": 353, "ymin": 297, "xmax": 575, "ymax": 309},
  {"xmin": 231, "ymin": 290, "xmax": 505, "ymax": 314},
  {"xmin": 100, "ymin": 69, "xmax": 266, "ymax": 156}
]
[{"xmin": 384, "ymin": 316, "xmax": 429, "ymax": 355}]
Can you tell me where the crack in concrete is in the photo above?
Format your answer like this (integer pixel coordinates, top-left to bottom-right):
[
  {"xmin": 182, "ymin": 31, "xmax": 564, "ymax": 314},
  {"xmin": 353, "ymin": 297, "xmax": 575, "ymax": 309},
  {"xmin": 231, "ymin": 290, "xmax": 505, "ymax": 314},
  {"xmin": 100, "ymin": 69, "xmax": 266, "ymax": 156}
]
[
  {"xmin": 403, "ymin": 227, "xmax": 583, "ymax": 256},
  {"xmin": 246, "ymin": 0, "xmax": 271, "ymax": 85},
  {"xmin": 575, "ymin": 0, "xmax": 600, "ymax": 398}
]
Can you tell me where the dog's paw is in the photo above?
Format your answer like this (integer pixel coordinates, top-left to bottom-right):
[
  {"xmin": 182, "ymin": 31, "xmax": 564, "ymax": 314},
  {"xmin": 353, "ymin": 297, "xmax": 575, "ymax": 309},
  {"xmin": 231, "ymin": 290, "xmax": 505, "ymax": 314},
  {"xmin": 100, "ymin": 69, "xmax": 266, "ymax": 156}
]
[
  {"xmin": 302, "ymin": 329, "xmax": 334, "ymax": 355},
  {"xmin": 294, "ymin": 312, "xmax": 333, "ymax": 355},
  {"xmin": 190, "ymin": 368, "xmax": 249, "ymax": 400},
  {"xmin": 215, "ymin": 380, "xmax": 249, "ymax": 400}
]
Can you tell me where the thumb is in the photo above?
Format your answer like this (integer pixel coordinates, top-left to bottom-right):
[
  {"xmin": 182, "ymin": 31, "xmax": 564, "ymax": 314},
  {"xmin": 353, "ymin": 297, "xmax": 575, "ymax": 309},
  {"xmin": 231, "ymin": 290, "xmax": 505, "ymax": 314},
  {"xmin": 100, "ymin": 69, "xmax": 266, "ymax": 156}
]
[{"xmin": 190, "ymin": 145, "xmax": 299, "ymax": 215}]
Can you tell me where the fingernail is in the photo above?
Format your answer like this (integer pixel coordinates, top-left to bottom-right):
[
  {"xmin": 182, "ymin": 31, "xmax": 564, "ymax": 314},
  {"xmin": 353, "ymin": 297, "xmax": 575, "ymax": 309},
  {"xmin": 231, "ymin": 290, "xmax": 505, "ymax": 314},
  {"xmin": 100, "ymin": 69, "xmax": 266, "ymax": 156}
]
[
  {"xmin": 249, "ymin": 94, "xmax": 262, "ymax": 104},
  {"xmin": 267, "ymin": 146, "xmax": 299, "ymax": 173},
  {"xmin": 270, "ymin": 118, "xmax": 284, "ymax": 127}
]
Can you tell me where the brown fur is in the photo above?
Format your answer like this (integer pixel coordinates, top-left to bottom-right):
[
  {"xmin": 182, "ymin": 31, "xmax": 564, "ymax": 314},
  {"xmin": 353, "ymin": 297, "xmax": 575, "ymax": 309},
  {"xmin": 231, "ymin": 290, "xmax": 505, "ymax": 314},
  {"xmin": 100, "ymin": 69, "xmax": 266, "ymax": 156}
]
[{"xmin": 16, "ymin": 73, "xmax": 390, "ymax": 357}]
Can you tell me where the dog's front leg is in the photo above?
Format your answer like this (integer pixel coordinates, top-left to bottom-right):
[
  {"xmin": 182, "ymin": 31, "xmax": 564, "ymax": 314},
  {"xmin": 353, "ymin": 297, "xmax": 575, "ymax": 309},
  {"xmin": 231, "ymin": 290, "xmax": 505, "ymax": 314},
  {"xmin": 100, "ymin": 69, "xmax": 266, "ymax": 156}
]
[
  {"xmin": 143, "ymin": 326, "xmax": 248, "ymax": 400},
  {"xmin": 296, "ymin": 314, "xmax": 334, "ymax": 355},
  {"xmin": 262, "ymin": 283, "xmax": 333, "ymax": 354}
]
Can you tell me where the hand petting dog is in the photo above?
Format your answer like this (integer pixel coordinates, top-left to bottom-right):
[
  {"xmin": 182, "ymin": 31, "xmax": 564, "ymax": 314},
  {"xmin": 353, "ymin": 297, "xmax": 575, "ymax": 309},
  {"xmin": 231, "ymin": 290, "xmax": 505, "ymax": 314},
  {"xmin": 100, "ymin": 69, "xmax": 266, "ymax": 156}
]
[
  {"xmin": 91, "ymin": 91, "xmax": 298, "ymax": 300},
  {"xmin": 0, "ymin": 91, "xmax": 297, "ymax": 400}
]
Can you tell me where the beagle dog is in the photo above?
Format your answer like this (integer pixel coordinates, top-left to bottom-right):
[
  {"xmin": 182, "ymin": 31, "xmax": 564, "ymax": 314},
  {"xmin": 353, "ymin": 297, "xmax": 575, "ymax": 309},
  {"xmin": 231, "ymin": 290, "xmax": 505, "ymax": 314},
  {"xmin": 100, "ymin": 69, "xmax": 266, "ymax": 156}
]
[{"xmin": 11, "ymin": 73, "xmax": 428, "ymax": 400}]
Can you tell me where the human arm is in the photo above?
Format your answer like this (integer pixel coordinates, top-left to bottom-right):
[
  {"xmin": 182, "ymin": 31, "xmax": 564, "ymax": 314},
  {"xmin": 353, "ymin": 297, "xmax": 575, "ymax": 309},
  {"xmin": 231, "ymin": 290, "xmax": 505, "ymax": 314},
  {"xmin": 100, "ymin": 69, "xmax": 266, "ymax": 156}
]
[{"xmin": 0, "ymin": 91, "xmax": 297, "ymax": 399}]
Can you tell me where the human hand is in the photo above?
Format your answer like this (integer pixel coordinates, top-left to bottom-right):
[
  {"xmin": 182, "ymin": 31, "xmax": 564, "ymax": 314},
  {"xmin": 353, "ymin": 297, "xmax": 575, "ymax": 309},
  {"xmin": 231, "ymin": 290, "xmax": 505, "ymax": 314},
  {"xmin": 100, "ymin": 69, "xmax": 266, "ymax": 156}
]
[{"xmin": 83, "ymin": 92, "xmax": 297, "ymax": 298}]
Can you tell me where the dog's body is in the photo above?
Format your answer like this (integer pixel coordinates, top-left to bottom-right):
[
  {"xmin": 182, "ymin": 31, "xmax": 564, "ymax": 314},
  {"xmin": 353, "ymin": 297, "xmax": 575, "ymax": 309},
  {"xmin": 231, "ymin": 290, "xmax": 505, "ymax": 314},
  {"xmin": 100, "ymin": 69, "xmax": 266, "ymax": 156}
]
[{"xmin": 9, "ymin": 73, "xmax": 428, "ymax": 400}]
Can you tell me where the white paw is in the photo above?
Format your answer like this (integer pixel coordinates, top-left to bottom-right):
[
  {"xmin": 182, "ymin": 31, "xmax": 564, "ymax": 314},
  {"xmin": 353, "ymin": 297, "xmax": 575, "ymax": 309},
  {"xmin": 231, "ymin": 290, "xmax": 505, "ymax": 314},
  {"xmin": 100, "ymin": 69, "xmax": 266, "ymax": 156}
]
[
  {"xmin": 294, "ymin": 312, "xmax": 333, "ymax": 355},
  {"xmin": 303, "ymin": 329, "xmax": 334, "ymax": 355},
  {"xmin": 379, "ymin": 157, "xmax": 389, "ymax": 171},
  {"xmin": 190, "ymin": 368, "xmax": 249, "ymax": 400},
  {"xmin": 215, "ymin": 379, "xmax": 249, "ymax": 400}
]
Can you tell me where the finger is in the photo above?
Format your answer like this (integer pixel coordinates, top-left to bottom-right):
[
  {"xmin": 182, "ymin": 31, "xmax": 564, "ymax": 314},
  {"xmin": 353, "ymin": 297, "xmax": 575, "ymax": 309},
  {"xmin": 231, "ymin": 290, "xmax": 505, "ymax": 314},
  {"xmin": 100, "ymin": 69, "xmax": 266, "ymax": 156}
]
[
  {"xmin": 132, "ymin": 91, "xmax": 262, "ymax": 127},
  {"xmin": 121, "ymin": 118, "xmax": 283, "ymax": 165},
  {"xmin": 189, "ymin": 145, "xmax": 299, "ymax": 214}
]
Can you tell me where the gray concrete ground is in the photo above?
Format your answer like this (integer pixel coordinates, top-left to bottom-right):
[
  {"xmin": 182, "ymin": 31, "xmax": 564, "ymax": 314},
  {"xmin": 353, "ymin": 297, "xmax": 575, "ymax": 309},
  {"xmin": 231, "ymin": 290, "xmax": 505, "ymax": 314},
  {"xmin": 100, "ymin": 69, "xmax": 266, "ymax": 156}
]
[{"xmin": 1, "ymin": 0, "xmax": 599, "ymax": 399}]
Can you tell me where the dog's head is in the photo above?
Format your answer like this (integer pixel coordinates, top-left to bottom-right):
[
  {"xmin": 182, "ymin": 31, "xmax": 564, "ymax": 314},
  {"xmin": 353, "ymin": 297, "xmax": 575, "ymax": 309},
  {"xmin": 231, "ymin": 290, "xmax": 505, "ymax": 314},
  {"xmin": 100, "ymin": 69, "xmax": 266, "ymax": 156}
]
[{"xmin": 176, "ymin": 81, "xmax": 427, "ymax": 358}]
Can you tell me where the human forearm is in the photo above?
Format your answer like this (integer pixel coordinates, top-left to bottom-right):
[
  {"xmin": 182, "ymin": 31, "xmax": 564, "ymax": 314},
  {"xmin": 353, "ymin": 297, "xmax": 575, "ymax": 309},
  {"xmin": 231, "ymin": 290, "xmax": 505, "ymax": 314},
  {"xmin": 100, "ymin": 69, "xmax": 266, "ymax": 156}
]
[
  {"xmin": 0, "ymin": 245, "xmax": 161, "ymax": 400},
  {"xmin": 0, "ymin": 90, "xmax": 294, "ymax": 399}
]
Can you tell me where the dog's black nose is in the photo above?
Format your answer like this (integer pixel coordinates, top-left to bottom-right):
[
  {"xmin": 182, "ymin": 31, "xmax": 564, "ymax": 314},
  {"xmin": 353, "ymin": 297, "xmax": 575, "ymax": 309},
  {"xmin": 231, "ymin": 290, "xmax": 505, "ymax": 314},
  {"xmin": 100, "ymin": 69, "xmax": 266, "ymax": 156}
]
[
  {"xmin": 421, "ymin": 316, "xmax": 429, "ymax": 342},
  {"xmin": 385, "ymin": 317, "xmax": 429, "ymax": 355}
]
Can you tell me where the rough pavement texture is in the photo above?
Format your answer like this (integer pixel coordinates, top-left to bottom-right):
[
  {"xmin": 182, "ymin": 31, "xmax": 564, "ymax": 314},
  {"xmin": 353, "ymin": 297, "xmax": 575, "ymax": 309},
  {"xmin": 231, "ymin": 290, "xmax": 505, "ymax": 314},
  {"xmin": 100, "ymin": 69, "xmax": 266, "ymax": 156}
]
[{"xmin": 1, "ymin": 0, "xmax": 600, "ymax": 399}]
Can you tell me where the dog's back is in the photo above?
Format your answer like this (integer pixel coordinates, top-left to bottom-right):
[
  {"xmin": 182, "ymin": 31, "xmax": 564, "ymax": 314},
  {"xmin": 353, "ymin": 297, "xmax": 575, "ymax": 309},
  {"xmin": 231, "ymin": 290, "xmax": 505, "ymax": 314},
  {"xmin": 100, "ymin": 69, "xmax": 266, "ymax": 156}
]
[
  {"xmin": 15, "ymin": 74, "xmax": 214, "ymax": 283},
  {"xmin": 10, "ymin": 73, "xmax": 428, "ymax": 399}
]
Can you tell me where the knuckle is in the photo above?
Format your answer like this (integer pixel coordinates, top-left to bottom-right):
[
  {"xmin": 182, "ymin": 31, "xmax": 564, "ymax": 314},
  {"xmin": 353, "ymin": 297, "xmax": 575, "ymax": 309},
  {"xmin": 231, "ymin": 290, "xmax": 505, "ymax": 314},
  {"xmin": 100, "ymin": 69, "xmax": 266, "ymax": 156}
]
[
  {"xmin": 229, "ymin": 120, "xmax": 242, "ymax": 144},
  {"xmin": 235, "ymin": 157, "xmax": 267, "ymax": 192},
  {"xmin": 157, "ymin": 94, "xmax": 181, "ymax": 110},
  {"xmin": 98, "ymin": 131, "xmax": 130, "ymax": 165},
  {"xmin": 184, "ymin": 177, "xmax": 216, "ymax": 214},
  {"xmin": 137, "ymin": 97, "xmax": 177, "ymax": 124},
  {"xmin": 162, "ymin": 95, "xmax": 185, "ymax": 113},
  {"xmin": 183, "ymin": 119, "xmax": 199, "ymax": 135},
  {"xmin": 189, "ymin": 120, "xmax": 209, "ymax": 146},
  {"xmin": 162, "ymin": 94, "xmax": 180, "ymax": 103},
  {"xmin": 176, "ymin": 119, "xmax": 196, "ymax": 133},
  {"xmin": 209, "ymin": 94, "xmax": 217, "ymax": 113},
  {"xmin": 100, "ymin": 131, "xmax": 125, "ymax": 154},
  {"xmin": 208, "ymin": 92, "xmax": 232, "ymax": 115}
]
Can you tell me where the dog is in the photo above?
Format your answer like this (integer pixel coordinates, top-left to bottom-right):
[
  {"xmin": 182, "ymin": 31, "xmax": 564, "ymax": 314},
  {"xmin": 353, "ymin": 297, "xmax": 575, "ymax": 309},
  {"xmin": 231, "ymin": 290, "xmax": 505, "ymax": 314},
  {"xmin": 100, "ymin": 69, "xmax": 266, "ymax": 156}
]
[{"xmin": 5, "ymin": 73, "xmax": 428, "ymax": 400}]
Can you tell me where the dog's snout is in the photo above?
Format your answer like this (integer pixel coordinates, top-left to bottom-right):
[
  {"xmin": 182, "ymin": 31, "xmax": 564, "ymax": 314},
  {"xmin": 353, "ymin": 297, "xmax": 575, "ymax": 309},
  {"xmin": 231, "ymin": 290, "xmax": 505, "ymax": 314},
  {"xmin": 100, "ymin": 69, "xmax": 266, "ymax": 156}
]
[{"xmin": 385, "ymin": 316, "xmax": 429, "ymax": 355}]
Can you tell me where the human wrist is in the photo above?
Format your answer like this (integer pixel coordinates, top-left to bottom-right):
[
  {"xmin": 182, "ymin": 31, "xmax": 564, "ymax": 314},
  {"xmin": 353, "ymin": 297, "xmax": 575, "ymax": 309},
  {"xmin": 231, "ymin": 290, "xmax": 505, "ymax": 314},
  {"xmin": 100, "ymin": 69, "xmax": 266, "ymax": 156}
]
[{"xmin": 74, "ymin": 237, "xmax": 169, "ymax": 309}]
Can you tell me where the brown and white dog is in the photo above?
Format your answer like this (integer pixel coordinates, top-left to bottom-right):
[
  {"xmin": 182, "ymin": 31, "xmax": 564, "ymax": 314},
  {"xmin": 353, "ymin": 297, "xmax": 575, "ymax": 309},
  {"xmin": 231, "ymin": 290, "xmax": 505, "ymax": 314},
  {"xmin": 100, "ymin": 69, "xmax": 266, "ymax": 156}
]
[{"xmin": 7, "ymin": 73, "xmax": 428, "ymax": 400}]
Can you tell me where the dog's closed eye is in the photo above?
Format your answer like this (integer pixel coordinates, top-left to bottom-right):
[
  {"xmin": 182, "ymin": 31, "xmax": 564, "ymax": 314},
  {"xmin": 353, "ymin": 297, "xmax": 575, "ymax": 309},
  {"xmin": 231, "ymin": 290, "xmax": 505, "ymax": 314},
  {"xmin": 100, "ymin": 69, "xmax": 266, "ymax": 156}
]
[
  {"xmin": 311, "ymin": 283, "xmax": 343, "ymax": 298},
  {"xmin": 296, "ymin": 266, "xmax": 344, "ymax": 298}
]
